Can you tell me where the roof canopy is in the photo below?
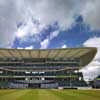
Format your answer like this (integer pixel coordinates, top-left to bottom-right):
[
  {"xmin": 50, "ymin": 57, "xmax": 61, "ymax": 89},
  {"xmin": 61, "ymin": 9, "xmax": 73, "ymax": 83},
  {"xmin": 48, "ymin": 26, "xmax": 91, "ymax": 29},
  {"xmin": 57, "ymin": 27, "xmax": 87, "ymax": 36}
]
[{"xmin": 0, "ymin": 47, "xmax": 97, "ymax": 66}]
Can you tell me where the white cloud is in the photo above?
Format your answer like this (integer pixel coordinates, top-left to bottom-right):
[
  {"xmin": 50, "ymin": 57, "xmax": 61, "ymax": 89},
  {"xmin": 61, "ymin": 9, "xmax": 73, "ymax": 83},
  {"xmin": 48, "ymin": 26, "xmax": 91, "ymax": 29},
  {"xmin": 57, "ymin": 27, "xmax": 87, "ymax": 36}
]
[
  {"xmin": 17, "ymin": 47, "xmax": 24, "ymax": 49},
  {"xmin": 25, "ymin": 45, "xmax": 34, "ymax": 49},
  {"xmin": 0, "ymin": 0, "xmax": 18, "ymax": 47},
  {"xmin": 40, "ymin": 30, "xmax": 60, "ymax": 49},
  {"xmin": 24, "ymin": 0, "xmax": 84, "ymax": 29},
  {"xmin": 17, "ymin": 45, "xmax": 34, "ymax": 49},
  {"xmin": 50, "ymin": 31, "xmax": 59, "ymax": 40},
  {"xmin": 81, "ymin": 0, "xmax": 100, "ymax": 30},
  {"xmin": 61, "ymin": 44, "xmax": 67, "ymax": 48},
  {"xmin": 83, "ymin": 37, "xmax": 100, "ymax": 48},
  {"xmin": 81, "ymin": 37, "xmax": 100, "ymax": 81},
  {"xmin": 40, "ymin": 38, "xmax": 49, "ymax": 49},
  {"xmin": 15, "ymin": 17, "xmax": 45, "ymax": 38}
]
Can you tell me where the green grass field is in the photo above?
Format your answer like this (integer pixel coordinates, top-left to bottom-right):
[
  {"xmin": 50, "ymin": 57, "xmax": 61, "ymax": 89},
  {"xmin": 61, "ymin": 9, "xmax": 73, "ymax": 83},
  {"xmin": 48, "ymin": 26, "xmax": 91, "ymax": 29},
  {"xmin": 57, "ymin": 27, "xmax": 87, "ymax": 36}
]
[{"xmin": 0, "ymin": 89, "xmax": 100, "ymax": 100}]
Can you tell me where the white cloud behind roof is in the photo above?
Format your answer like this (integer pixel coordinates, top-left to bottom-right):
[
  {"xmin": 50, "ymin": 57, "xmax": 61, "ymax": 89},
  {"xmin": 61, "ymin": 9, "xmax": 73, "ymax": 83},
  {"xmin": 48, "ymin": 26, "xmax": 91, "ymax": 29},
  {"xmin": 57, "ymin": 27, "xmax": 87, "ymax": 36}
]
[
  {"xmin": 61, "ymin": 44, "xmax": 67, "ymax": 48},
  {"xmin": 17, "ymin": 45, "xmax": 34, "ymax": 49},
  {"xmin": 81, "ymin": 37, "xmax": 100, "ymax": 81}
]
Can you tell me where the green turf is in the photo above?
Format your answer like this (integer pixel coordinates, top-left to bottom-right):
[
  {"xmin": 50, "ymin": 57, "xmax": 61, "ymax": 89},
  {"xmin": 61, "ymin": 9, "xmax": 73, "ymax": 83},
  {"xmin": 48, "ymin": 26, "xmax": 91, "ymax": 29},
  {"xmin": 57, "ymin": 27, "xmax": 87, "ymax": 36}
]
[{"xmin": 0, "ymin": 89, "xmax": 100, "ymax": 100}]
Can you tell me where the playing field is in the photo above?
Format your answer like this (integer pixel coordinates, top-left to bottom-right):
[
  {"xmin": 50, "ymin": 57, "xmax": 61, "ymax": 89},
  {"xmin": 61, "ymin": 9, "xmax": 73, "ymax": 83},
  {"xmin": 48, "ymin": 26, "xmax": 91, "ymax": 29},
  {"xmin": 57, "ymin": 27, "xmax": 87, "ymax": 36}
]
[{"xmin": 0, "ymin": 89, "xmax": 100, "ymax": 100}]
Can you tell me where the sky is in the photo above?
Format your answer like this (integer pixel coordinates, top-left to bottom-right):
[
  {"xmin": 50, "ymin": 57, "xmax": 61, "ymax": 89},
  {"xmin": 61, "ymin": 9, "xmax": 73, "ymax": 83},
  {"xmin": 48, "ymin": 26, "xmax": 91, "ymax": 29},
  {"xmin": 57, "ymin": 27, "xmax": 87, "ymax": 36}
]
[{"xmin": 0, "ymin": 0, "xmax": 100, "ymax": 81}]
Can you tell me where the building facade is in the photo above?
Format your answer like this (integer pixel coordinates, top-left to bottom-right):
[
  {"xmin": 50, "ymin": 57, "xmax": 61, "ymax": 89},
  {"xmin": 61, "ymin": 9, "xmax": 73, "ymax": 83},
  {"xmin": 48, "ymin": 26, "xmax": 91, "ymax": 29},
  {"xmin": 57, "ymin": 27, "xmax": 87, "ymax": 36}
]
[{"xmin": 0, "ymin": 47, "xmax": 97, "ymax": 88}]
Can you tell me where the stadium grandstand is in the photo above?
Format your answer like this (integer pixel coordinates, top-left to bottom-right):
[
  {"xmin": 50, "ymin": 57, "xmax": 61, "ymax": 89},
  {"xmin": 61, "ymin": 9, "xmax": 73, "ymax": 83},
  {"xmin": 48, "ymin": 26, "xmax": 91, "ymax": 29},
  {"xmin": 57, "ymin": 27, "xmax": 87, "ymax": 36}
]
[
  {"xmin": 90, "ymin": 75, "xmax": 100, "ymax": 88},
  {"xmin": 0, "ymin": 47, "xmax": 97, "ymax": 89}
]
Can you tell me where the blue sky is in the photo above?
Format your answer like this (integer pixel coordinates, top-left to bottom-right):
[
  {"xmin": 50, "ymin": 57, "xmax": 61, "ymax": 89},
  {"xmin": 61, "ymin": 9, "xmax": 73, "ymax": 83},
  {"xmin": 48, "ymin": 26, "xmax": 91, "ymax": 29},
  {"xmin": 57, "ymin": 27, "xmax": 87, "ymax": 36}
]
[
  {"xmin": 12, "ymin": 15, "xmax": 100, "ymax": 49},
  {"xmin": 0, "ymin": 0, "xmax": 100, "ymax": 50}
]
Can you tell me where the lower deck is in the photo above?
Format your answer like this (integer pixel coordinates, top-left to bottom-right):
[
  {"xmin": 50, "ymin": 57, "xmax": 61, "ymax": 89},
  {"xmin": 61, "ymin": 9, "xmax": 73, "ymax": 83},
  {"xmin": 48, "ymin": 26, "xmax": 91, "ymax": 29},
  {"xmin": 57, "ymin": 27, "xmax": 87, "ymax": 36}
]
[{"xmin": 0, "ymin": 76, "xmax": 88, "ymax": 89}]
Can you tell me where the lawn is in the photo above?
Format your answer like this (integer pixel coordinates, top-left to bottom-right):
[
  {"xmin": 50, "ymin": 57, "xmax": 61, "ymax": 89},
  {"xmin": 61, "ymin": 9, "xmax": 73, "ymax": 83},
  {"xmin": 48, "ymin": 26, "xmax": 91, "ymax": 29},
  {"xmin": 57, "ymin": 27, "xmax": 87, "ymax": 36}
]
[{"xmin": 0, "ymin": 89, "xmax": 100, "ymax": 100}]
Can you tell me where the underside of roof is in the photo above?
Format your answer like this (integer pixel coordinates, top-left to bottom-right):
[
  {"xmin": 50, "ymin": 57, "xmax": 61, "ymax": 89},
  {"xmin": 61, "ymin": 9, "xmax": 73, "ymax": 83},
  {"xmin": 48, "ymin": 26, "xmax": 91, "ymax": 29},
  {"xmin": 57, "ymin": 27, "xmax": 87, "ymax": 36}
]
[{"xmin": 0, "ymin": 47, "xmax": 97, "ymax": 67}]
